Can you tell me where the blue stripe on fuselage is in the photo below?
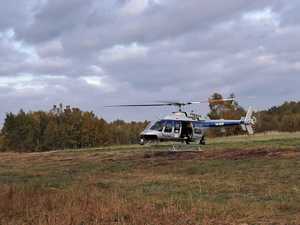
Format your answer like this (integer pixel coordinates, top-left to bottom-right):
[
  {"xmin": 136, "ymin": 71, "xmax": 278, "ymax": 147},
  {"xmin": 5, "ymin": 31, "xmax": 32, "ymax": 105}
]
[{"xmin": 198, "ymin": 120, "xmax": 242, "ymax": 128}]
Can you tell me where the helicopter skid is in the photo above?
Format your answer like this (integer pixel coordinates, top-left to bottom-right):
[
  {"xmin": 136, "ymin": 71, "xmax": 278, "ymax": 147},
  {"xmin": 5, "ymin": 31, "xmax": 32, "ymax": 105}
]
[{"xmin": 140, "ymin": 135, "xmax": 204, "ymax": 146}]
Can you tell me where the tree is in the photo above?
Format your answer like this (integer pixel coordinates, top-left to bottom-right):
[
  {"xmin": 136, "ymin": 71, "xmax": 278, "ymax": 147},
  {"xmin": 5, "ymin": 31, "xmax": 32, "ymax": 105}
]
[
  {"xmin": 2, "ymin": 110, "xmax": 36, "ymax": 151},
  {"xmin": 0, "ymin": 104, "xmax": 148, "ymax": 152},
  {"xmin": 207, "ymin": 93, "xmax": 246, "ymax": 137}
]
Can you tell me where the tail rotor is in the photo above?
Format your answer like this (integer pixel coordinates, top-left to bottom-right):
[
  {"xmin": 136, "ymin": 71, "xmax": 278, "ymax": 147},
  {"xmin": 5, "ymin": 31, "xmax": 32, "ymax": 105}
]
[{"xmin": 241, "ymin": 107, "xmax": 256, "ymax": 135}]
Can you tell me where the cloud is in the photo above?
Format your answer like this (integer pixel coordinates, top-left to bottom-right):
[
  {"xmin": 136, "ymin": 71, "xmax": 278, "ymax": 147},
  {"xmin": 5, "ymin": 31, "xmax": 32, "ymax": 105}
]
[
  {"xmin": 242, "ymin": 7, "xmax": 280, "ymax": 27},
  {"xmin": 0, "ymin": 74, "xmax": 67, "ymax": 96},
  {"xmin": 120, "ymin": 0, "xmax": 151, "ymax": 15},
  {"xmin": 98, "ymin": 43, "xmax": 149, "ymax": 63},
  {"xmin": 0, "ymin": 0, "xmax": 300, "ymax": 123},
  {"xmin": 80, "ymin": 75, "xmax": 117, "ymax": 93}
]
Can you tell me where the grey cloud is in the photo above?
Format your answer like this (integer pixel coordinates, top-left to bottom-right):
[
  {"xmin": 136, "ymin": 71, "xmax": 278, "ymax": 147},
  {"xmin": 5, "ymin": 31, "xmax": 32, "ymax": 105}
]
[
  {"xmin": 17, "ymin": 0, "xmax": 273, "ymax": 56},
  {"xmin": 0, "ymin": 1, "xmax": 31, "ymax": 30},
  {"xmin": 1, "ymin": 0, "xmax": 300, "ymax": 124},
  {"xmin": 275, "ymin": 1, "xmax": 300, "ymax": 26},
  {"xmin": 17, "ymin": 0, "xmax": 95, "ymax": 43}
]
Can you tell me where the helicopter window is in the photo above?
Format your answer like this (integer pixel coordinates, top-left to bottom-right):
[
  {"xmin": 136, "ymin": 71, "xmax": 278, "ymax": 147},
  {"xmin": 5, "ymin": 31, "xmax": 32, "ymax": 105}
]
[
  {"xmin": 193, "ymin": 122, "xmax": 202, "ymax": 134},
  {"xmin": 164, "ymin": 120, "xmax": 173, "ymax": 133},
  {"xmin": 174, "ymin": 121, "xmax": 181, "ymax": 133},
  {"xmin": 150, "ymin": 121, "xmax": 164, "ymax": 131}
]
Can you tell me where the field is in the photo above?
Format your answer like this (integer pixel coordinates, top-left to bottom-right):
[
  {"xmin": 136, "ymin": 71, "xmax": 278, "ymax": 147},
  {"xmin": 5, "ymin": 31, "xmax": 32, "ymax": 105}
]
[{"xmin": 0, "ymin": 132, "xmax": 300, "ymax": 225}]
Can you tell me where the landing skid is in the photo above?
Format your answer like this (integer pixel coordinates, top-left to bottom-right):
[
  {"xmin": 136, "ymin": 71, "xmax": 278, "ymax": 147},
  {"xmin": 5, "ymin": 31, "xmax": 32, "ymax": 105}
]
[{"xmin": 169, "ymin": 143, "xmax": 203, "ymax": 152}]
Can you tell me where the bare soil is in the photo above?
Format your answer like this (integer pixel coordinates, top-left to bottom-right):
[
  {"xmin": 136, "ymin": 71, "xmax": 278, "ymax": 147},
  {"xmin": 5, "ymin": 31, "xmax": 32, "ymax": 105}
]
[{"xmin": 142, "ymin": 148, "xmax": 300, "ymax": 161}]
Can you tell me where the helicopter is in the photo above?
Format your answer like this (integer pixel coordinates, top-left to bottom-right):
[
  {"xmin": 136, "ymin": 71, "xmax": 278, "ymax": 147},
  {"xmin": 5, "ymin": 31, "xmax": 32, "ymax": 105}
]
[{"xmin": 106, "ymin": 98, "xmax": 256, "ymax": 145}]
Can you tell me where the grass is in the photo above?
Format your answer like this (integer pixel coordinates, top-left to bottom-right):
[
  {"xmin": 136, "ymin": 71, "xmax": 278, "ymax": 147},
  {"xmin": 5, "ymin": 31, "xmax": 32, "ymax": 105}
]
[
  {"xmin": 205, "ymin": 131, "xmax": 300, "ymax": 150},
  {"xmin": 0, "ymin": 132, "xmax": 300, "ymax": 224}
]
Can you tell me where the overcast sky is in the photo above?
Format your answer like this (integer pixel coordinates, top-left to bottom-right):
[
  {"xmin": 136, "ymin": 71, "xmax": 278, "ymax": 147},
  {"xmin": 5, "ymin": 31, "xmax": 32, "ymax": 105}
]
[{"xmin": 0, "ymin": 0, "xmax": 299, "ymax": 122}]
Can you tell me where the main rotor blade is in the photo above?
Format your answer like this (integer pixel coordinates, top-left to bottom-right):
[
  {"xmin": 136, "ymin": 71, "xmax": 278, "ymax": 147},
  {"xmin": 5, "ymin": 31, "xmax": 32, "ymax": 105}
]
[
  {"xmin": 156, "ymin": 101, "xmax": 187, "ymax": 106},
  {"xmin": 105, "ymin": 103, "xmax": 173, "ymax": 107},
  {"xmin": 105, "ymin": 98, "xmax": 235, "ymax": 108},
  {"xmin": 209, "ymin": 98, "xmax": 235, "ymax": 103},
  {"xmin": 190, "ymin": 98, "xmax": 235, "ymax": 104}
]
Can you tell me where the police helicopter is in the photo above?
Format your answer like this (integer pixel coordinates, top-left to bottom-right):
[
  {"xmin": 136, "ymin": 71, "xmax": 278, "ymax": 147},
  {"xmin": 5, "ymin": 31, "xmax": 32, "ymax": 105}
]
[{"xmin": 106, "ymin": 98, "xmax": 256, "ymax": 145}]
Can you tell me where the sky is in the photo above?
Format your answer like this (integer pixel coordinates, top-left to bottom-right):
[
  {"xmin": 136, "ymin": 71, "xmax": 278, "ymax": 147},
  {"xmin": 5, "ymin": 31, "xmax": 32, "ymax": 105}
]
[{"xmin": 0, "ymin": 0, "xmax": 300, "ymax": 122}]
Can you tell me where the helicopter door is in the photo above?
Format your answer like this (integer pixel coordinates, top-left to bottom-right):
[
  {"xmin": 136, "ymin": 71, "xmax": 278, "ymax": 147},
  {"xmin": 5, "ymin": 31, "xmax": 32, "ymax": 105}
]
[
  {"xmin": 181, "ymin": 121, "xmax": 193, "ymax": 139},
  {"xmin": 174, "ymin": 121, "xmax": 181, "ymax": 138},
  {"xmin": 162, "ymin": 120, "xmax": 174, "ymax": 139}
]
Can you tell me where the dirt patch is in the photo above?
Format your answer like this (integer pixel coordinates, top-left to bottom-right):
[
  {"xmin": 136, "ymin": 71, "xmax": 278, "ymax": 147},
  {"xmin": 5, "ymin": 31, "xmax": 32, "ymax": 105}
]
[
  {"xmin": 142, "ymin": 148, "xmax": 300, "ymax": 161},
  {"xmin": 1, "ymin": 148, "xmax": 299, "ymax": 168}
]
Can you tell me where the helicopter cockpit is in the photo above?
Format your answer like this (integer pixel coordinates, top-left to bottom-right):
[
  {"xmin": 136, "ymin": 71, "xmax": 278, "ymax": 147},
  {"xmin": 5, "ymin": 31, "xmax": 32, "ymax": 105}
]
[
  {"xmin": 148, "ymin": 120, "xmax": 179, "ymax": 132},
  {"xmin": 145, "ymin": 119, "xmax": 195, "ymax": 140},
  {"xmin": 149, "ymin": 121, "xmax": 164, "ymax": 131}
]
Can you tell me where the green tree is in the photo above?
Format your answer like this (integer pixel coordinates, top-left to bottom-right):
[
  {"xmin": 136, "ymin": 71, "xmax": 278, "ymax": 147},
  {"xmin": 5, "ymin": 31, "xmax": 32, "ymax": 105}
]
[
  {"xmin": 2, "ymin": 110, "xmax": 36, "ymax": 151},
  {"xmin": 207, "ymin": 93, "xmax": 246, "ymax": 137}
]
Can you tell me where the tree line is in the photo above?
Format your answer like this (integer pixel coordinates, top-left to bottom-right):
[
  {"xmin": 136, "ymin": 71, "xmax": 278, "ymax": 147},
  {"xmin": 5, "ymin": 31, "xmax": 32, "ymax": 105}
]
[
  {"xmin": 0, "ymin": 104, "xmax": 147, "ymax": 152},
  {"xmin": 255, "ymin": 101, "xmax": 300, "ymax": 133},
  {"xmin": 1, "ymin": 95, "xmax": 300, "ymax": 152}
]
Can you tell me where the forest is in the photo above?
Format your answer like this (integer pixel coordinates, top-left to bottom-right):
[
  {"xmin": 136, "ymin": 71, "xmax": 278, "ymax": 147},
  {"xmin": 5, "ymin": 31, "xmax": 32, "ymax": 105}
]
[
  {"xmin": 0, "ymin": 104, "xmax": 147, "ymax": 152},
  {"xmin": 1, "ymin": 94, "xmax": 300, "ymax": 152}
]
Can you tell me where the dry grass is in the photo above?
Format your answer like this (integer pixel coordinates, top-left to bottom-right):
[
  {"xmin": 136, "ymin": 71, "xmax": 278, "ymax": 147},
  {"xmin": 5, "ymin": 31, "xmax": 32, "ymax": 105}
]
[
  {"xmin": 0, "ymin": 134, "xmax": 300, "ymax": 224},
  {"xmin": 2, "ymin": 183, "xmax": 298, "ymax": 225}
]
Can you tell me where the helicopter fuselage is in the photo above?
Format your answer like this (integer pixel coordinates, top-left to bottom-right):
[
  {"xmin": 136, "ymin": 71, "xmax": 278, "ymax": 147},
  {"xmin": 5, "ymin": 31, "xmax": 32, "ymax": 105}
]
[{"xmin": 139, "ymin": 109, "xmax": 254, "ymax": 145}]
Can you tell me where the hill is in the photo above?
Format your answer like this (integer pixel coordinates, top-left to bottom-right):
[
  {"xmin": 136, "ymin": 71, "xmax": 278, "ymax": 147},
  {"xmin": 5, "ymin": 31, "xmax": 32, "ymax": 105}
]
[{"xmin": 0, "ymin": 133, "xmax": 300, "ymax": 224}]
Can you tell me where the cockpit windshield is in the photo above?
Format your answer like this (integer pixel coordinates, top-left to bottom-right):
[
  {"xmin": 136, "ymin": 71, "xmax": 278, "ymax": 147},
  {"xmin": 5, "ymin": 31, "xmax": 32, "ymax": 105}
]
[{"xmin": 150, "ymin": 121, "xmax": 164, "ymax": 131}]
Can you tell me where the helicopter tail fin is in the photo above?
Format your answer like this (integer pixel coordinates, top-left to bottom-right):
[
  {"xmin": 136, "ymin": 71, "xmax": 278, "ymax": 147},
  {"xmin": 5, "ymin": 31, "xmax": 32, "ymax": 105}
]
[
  {"xmin": 241, "ymin": 107, "xmax": 255, "ymax": 135},
  {"xmin": 244, "ymin": 124, "xmax": 254, "ymax": 135}
]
